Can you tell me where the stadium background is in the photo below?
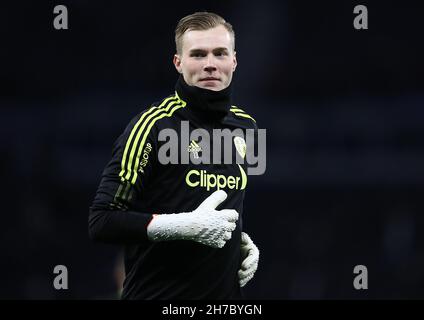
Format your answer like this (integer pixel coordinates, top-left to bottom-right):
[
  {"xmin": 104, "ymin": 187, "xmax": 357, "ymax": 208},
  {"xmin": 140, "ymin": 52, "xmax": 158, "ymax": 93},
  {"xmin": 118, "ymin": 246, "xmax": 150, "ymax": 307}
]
[{"xmin": 1, "ymin": 0, "xmax": 423, "ymax": 299}]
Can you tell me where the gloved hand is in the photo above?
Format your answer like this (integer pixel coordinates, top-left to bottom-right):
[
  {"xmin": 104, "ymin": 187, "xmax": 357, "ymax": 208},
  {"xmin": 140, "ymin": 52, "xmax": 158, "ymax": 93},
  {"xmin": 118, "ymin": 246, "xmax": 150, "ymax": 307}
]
[
  {"xmin": 147, "ymin": 190, "xmax": 238, "ymax": 248},
  {"xmin": 238, "ymin": 232, "xmax": 259, "ymax": 287}
]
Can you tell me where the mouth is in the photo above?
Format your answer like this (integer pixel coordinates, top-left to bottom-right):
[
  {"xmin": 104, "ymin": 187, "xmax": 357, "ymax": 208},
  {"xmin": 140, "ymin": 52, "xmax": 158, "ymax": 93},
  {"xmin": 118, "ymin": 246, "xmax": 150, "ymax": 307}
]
[{"xmin": 199, "ymin": 77, "xmax": 220, "ymax": 82}]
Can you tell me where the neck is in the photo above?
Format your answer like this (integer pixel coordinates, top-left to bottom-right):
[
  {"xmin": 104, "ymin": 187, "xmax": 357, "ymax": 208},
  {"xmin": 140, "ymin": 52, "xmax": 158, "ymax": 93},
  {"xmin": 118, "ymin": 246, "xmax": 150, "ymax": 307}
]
[{"xmin": 175, "ymin": 75, "xmax": 232, "ymax": 120}]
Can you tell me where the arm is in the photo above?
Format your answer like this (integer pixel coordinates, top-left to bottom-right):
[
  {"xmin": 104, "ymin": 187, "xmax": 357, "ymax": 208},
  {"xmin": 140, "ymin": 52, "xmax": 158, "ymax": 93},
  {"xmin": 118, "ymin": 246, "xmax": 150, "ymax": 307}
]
[
  {"xmin": 89, "ymin": 111, "xmax": 238, "ymax": 247},
  {"xmin": 88, "ymin": 208, "xmax": 154, "ymax": 244},
  {"xmin": 89, "ymin": 112, "xmax": 158, "ymax": 244}
]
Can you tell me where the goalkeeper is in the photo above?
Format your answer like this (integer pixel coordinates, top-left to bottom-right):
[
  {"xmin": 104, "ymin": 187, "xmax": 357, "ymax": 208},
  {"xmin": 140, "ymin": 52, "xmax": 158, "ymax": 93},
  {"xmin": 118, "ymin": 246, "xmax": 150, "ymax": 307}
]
[{"xmin": 89, "ymin": 11, "xmax": 260, "ymax": 299}]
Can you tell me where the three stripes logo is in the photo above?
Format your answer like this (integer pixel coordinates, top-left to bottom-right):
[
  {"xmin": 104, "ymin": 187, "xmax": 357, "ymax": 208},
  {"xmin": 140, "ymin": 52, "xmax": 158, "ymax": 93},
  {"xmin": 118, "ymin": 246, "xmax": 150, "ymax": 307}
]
[
  {"xmin": 114, "ymin": 93, "xmax": 186, "ymax": 205},
  {"xmin": 119, "ymin": 93, "xmax": 186, "ymax": 185},
  {"xmin": 230, "ymin": 106, "xmax": 256, "ymax": 122},
  {"xmin": 187, "ymin": 140, "xmax": 202, "ymax": 159}
]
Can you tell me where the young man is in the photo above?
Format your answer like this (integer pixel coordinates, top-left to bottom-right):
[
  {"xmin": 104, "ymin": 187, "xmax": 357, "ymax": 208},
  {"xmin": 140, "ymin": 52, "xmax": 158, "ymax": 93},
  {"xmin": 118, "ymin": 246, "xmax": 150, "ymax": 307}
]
[{"xmin": 89, "ymin": 12, "xmax": 259, "ymax": 299}]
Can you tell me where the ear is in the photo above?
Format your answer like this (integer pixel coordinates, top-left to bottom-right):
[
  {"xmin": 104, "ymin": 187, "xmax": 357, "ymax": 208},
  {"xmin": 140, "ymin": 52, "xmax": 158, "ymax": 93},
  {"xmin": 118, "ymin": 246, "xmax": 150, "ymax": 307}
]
[
  {"xmin": 232, "ymin": 51, "xmax": 237, "ymax": 72},
  {"xmin": 173, "ymin": 54, "xmax": 183, "ymax": 74}
]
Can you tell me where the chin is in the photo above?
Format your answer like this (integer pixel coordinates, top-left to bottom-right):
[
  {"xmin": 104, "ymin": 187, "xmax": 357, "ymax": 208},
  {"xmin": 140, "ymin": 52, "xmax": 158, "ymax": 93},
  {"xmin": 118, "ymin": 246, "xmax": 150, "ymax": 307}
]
[
  {"xmin": 197, "ymin": 83, "xmax": 225, "ymax": 91},
  {"xmin": 204, "ymin": 86, "xmax": 222, "ymax": 91}
]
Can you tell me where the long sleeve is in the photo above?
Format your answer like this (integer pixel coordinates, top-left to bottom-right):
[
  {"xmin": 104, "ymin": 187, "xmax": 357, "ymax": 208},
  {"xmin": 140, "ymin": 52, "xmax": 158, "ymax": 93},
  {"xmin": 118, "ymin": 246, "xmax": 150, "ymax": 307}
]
[
  {"xmin": 89, "ymin": 110, "xmax": 158, "ymax": 244},
  {"xmin": 88, "ymin": 208, "xmax": 153, "ymax": 244}
]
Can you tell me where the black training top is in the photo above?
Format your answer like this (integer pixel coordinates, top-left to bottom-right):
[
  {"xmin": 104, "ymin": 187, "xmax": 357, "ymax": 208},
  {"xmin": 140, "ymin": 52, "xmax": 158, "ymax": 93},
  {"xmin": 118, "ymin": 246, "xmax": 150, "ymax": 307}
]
[{"xmin": 89, "ymin": 76, "xmax": 257, "ymax": 299}]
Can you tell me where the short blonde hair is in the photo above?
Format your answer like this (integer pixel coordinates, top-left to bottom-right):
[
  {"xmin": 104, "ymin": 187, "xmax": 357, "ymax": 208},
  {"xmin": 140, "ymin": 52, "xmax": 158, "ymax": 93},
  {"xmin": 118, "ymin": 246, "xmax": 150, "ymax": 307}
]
[{"xmin": 175, "ymin": 12, "xmax": 235, "ymax": 54}]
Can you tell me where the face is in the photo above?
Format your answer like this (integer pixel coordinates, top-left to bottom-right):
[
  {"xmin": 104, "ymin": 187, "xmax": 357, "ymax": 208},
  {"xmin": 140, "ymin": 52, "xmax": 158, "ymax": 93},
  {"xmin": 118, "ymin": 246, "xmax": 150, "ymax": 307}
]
[{"xmin": 173, "ymin": 25, "xmax": 237, "ymax": 91}]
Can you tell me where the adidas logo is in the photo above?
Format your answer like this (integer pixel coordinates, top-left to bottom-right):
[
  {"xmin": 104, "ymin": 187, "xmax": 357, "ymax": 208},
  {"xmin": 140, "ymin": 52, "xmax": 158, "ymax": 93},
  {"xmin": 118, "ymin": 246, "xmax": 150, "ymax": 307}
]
[{"xmin": 187, "ymin": 140, "xmax": 202, "ymax": 159}]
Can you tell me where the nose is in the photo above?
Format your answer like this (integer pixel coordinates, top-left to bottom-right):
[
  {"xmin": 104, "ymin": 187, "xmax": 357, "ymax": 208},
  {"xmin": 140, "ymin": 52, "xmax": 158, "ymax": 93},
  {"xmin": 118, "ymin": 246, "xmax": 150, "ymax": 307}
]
[{"xmin": 203, "ymin": 54, "xmax": 217, "ymax": 73}]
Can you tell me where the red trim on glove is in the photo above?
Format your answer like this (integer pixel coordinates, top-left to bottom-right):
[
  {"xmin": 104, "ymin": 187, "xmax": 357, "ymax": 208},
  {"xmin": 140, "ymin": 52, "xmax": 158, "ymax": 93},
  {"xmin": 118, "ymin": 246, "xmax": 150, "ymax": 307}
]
[{"xmin": 146, "ymin": 213, "xmax": 158, "ymax": 229}]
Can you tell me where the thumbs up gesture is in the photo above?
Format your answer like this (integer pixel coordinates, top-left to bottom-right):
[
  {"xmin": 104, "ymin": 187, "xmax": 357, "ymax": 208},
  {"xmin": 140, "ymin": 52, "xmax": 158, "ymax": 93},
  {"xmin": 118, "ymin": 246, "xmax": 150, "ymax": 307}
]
[{"xmin": 147, "ymin": 190, "xmax": 239, "ymax": 248}]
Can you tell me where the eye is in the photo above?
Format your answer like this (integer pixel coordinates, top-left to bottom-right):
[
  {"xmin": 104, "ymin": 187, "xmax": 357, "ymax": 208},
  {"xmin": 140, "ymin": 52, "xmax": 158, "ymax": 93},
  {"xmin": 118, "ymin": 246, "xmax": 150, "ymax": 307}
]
[
  {"xmin": 190, "ymin": 52, "xmax": 205, "ymax": 58},
  {"xmin": 215, "ymin": 51, "xmax": 228, "ymax": 57}
]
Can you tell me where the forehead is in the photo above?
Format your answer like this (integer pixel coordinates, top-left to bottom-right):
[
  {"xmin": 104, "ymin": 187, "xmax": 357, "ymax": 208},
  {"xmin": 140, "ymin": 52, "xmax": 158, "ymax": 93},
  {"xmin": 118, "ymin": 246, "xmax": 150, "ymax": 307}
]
[{"xmin": 181, "ymin": 25, "xmax": 233, "ymax": 52}]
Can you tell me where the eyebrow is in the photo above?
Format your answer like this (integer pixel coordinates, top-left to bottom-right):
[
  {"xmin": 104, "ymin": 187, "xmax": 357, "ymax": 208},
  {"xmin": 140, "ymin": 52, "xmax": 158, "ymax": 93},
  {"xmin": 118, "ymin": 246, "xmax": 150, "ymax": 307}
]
[{"xmin": 189, "ymin": 47, "xmax": 230, "ymax": 54}]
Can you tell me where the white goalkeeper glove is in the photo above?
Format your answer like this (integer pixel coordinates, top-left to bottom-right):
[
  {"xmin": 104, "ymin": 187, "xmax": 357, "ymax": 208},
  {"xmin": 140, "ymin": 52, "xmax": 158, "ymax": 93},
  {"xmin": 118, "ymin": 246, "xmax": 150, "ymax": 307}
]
[
  {"xmin": 147, "ymin": 190, "xmax": 238, "ymax": 248},
  {"xmin": 238, "ymin": 232, "xmax": 259, "ymax": 287}
]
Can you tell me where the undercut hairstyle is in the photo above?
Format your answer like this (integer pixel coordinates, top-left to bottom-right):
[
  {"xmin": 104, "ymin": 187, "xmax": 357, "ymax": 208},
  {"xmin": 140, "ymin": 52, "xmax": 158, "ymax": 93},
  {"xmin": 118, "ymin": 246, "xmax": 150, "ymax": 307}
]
[{"xmin": 175, "ymin": 11, "xmax": 235, "ymax": 54}]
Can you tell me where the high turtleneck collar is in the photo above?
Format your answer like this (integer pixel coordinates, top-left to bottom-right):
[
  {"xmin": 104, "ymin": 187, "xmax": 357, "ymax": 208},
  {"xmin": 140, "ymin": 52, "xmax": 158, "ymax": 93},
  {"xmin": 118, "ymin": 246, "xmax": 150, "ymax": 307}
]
[{"xmin": 175, "ymin": 75, "xmax": 232, "ymax": 121}]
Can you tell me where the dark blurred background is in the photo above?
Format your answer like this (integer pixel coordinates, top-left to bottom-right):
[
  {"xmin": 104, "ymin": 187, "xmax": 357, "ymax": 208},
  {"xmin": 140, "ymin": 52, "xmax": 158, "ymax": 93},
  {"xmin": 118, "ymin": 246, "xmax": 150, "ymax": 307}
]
[{"xmin": 1, "ymin": 0, "xmax": 423, "ymax": 299}]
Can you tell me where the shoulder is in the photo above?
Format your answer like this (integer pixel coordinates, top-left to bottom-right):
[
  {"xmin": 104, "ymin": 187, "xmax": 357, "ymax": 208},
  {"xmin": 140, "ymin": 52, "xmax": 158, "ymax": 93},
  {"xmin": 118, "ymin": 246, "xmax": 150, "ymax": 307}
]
[
  {"xmin": 228, "ymin": 105, "xmax": 257, "ymax": 129},
  {"xmin": 125, "ymin": 93, "xmax": 187, "ymax": 131}
]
